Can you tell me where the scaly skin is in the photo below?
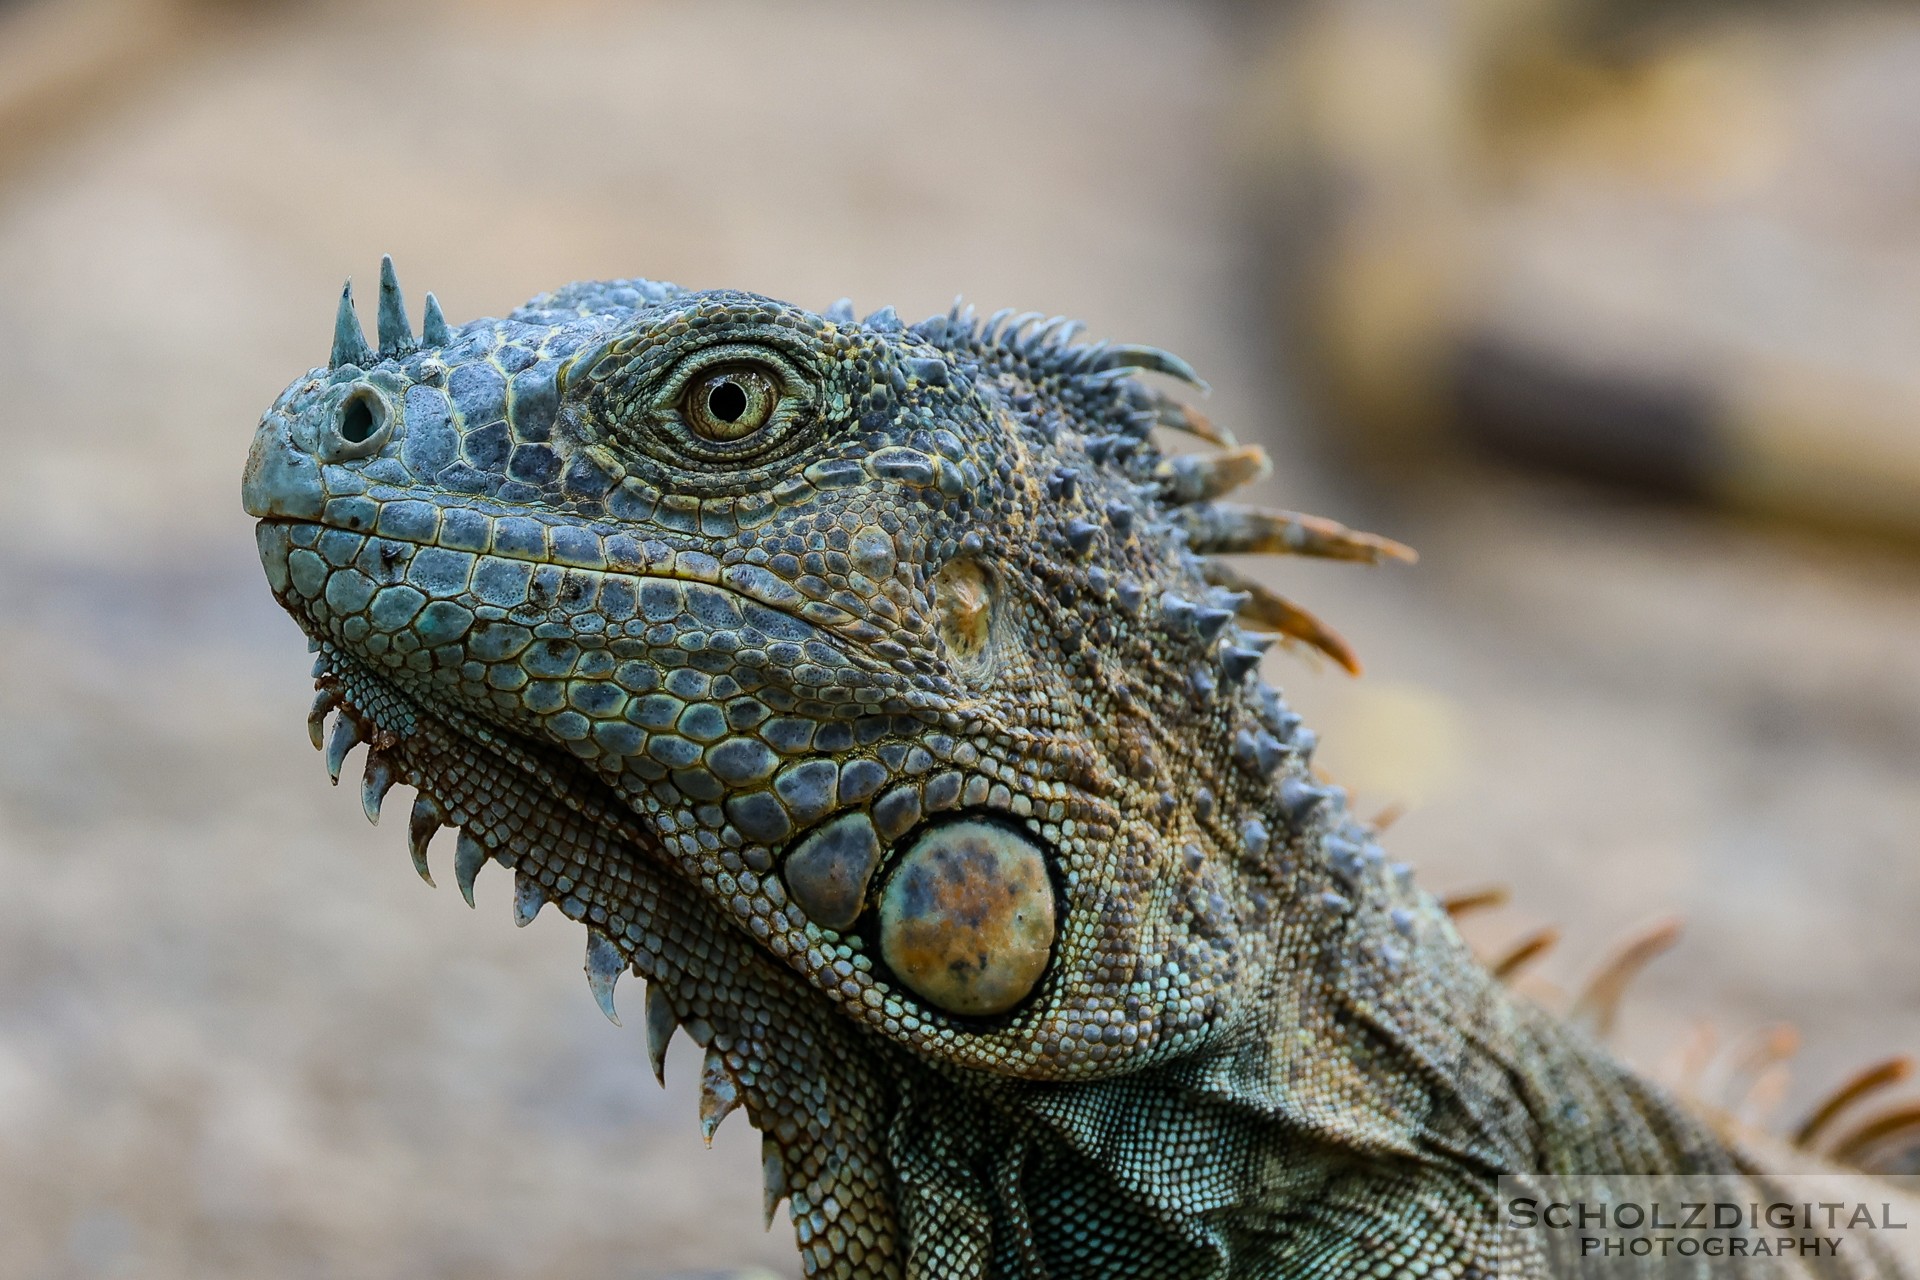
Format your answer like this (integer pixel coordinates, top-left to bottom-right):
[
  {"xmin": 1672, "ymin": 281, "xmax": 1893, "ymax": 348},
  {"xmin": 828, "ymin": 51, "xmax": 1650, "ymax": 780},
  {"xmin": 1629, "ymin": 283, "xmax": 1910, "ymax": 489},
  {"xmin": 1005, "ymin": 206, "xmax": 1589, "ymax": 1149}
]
[{"xmin": 242, "ymin": 262, "xmax": 1915, "ymax": 1278}]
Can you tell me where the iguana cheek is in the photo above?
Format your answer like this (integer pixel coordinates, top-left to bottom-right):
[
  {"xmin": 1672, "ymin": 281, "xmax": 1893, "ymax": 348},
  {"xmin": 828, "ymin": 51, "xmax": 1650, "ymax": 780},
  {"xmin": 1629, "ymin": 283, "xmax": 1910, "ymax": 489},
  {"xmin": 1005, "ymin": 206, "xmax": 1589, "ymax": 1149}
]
[{"xmin": 876, "ymin": 818, "xmax": 1055, "ymax": 1017}]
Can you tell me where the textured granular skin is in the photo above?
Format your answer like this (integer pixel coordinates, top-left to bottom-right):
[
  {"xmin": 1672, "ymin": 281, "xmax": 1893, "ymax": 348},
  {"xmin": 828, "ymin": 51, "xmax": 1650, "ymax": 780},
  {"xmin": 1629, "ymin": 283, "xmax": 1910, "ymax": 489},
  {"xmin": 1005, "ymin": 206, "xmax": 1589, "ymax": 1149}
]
[{"xmin": 241, "ymin": 264, "xmax": 1920, "ymax": 1278}]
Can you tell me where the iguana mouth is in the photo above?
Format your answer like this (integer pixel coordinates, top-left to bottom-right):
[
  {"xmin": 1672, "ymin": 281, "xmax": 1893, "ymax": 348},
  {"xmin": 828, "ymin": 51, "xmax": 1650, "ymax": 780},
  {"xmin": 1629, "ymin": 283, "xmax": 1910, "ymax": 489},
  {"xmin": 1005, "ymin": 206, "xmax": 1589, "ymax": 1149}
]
[
  {"xmin": 253, "ymin": 505, "xmax": 906, "ymax": 653},
  {"xmin": 255, "ymin": 506, "xmax": 944, "ymax": 721},
  {"xmin": 253, "ymin": 514, "xmax": 935, "ymax": 735},
  {"xmin": 255, "ymin": 490, "xmax": 730, "ymax": 578}
]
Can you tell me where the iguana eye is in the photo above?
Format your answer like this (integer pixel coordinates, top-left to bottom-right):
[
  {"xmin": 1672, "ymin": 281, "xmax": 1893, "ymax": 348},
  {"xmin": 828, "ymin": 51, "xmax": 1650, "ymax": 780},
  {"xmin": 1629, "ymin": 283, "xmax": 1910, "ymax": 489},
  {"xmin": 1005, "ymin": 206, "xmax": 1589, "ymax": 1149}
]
[
  {"xmin": 683, "ymin": 364, "xmax": 779, "ymax": 441},
  {"xmin": 877, "ymin": 818, "xmax": 1056, "ymax": 1017}
]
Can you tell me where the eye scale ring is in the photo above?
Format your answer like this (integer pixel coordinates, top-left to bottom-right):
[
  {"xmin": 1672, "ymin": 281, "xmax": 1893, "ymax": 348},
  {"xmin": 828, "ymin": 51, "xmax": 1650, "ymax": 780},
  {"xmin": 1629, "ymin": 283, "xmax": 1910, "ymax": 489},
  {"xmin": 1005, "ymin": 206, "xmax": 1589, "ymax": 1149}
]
[
  {"xmin": 682, "ymin": 362, "xmax": 779, "ymax": 442},
  {"xmin": 877, "ymin": 818, "xmax": 1057, "ymax": 1018}
]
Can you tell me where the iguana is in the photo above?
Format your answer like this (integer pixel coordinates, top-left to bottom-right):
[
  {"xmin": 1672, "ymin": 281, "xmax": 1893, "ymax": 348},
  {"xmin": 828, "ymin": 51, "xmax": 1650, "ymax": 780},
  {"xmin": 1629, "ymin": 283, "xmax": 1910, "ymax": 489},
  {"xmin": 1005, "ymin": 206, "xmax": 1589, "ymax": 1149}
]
[{"xmin": 241, "ymin": 259, "xmax": 1919, "ymax": 1278}]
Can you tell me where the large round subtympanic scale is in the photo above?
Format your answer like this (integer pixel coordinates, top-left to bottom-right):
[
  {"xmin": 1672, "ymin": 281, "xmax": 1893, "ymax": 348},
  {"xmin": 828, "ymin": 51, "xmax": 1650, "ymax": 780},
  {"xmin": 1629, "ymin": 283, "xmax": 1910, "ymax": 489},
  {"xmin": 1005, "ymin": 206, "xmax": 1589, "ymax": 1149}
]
[{"xmin": 877, "ymin": 818, "xmax": 1056, "ymax": 1017}]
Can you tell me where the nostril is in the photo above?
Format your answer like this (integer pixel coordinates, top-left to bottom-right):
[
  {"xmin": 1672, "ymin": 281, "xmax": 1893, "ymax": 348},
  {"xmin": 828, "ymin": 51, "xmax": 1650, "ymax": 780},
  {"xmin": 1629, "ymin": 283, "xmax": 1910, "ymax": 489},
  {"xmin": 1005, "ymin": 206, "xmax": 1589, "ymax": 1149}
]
[
  {"xmin": 340, "ymin": 395, "xmax": 376, "ymax": 443},
  {"xmin": 328, "ymin": 385, "xmax": 392, "ymax": 459}
]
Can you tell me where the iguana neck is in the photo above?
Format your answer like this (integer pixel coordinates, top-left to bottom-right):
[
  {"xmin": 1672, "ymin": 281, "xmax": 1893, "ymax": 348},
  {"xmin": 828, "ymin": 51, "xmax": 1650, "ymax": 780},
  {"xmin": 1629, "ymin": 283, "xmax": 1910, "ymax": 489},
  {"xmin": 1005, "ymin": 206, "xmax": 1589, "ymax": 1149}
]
[{"xmin": 1249, "ymin": 908, "xmax": 1743, "ymax": 1185}]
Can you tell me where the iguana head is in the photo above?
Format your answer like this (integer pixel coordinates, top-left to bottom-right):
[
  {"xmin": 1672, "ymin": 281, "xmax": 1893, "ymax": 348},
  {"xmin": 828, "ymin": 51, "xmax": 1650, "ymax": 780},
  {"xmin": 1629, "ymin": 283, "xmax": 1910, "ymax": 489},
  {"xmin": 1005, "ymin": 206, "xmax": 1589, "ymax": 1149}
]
[{"xmin": 243, "ymin": 259, "xmax": 1420, "ymax": 1273}]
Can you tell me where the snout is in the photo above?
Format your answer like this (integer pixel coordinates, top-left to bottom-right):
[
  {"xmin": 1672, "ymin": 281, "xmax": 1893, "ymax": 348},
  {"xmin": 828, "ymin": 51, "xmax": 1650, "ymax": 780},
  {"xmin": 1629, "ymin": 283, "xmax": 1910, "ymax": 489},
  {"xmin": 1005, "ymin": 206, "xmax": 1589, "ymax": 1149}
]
[
  {"xmin": 243, "ymin": 381, "xmax": 397, "ymax": 521},
  {"xmin": 242, "ymin": 410, "xmax": 325, "ymax": 521}
]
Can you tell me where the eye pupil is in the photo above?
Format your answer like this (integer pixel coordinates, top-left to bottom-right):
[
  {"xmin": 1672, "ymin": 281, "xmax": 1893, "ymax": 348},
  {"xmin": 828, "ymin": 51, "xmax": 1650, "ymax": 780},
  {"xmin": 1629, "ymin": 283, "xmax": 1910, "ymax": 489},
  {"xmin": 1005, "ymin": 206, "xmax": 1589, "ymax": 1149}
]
[
  {"xmin": 707, "ymin": 379, "xmax": 747, "ymax": 423},
  {"xmin": 682, "ymin": 362, "xmax": 779, "ymax": 442}
]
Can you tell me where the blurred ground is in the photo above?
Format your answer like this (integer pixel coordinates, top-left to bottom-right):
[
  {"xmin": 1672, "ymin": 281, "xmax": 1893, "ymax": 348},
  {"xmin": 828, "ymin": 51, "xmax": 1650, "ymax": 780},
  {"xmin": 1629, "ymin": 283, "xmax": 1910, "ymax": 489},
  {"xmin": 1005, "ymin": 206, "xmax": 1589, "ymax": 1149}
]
[{"xmin": 0, "ymin": 1, "xmax": 1915, "ymax": 1277}]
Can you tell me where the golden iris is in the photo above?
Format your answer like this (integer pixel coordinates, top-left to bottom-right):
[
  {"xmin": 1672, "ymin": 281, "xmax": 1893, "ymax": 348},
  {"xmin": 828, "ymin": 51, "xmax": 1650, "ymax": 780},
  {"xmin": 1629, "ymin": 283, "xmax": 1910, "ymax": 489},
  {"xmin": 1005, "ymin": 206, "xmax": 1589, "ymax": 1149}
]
[{"xmin": 683, "ymin": 364, "xmax": 779, "ymax": 441}]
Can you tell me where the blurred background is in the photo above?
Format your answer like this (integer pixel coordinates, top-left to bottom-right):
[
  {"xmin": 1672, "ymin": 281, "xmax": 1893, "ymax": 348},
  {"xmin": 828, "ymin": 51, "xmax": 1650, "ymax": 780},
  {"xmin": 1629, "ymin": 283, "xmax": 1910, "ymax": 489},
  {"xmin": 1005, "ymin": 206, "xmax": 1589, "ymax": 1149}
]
[{"xmin": 0, "ymin": 0, "xmax": 1916, "ymax": 1275}]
